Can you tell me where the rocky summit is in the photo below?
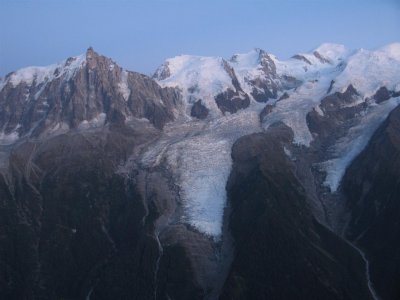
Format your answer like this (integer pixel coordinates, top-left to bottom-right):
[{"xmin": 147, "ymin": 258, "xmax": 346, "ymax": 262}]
[{"xmin": 1, "ymin": 44, "xmax": 400, "ymax": 300}]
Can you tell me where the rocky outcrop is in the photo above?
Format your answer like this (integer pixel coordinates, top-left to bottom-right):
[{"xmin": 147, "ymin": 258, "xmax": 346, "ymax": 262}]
[
  {"xmin": 314, "ymin": 51, "xmax": 332, "ymax": 64},
  {"xmin": 307, "ymin": 84, "xmax": 365, "ymax": 143},
  {"xmin": 190, "ymin": 100, "xmax": 209, "ymax": 119},
  {"xmin": 293, "ymin": 54, "xmax": 312, "ymax": 65},
  {"xmin": 373, "ymin": 86, "xmax": 400, "ymax": 104},
  {"xmin": 246, "ymin": 50, "xmax": 280, "ymax": 102},
  {"xmin": 215, "ymin": 62, "xmax": 251, "ymax": 114},
  {"xmin": 215, "ymin": 91, "xmax": 250, "ymax": 115}
]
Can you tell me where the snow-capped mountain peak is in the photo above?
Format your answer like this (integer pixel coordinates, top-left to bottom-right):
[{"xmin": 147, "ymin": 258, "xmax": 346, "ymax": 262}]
[
  {"xmin": 154, "ymin": 54, "xmax": 241, "ymax": 117},
  {"xmin": 312, "ymin": 43, "xmax": 350, "ymax": 63},
  {"xmin": 229, "ymin": 48, "xmax": 271, "ymax": 68},
  {"xmin": 1, "ymin": 43, "xmax": 400, "ymax": 237},
  {"xmin": 0, "ymin": 53, "xmax": 86, "ymax": 91}
]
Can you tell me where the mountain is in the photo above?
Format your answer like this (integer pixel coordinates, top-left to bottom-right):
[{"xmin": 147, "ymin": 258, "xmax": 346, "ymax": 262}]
[
  {"xmin": 0, "ymin": 43, "xmax": 399, "ymax": 300},
  {"xmin": 0, "ymin": 47, "xmax": 181, "ymax": 140}
]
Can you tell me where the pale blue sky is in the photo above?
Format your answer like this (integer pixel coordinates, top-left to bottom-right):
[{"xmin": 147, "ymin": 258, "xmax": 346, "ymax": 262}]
[{"xmin": 1, "ymin": 0, "xmax": 399, "ymax": 76}]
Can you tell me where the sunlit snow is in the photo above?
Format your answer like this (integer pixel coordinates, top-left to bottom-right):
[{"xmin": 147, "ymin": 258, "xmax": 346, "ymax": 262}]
[
  {"xmin": 118, "ymin": 70, "xmax": 131, "ymax": 101},
  {"xmin": 0, "ymin": 54, "xmax": 86, "ymax": 91},
  {"xmin": 0, "ymin": 131, "xmax": 19, "ymax": 145},
  {"xmin": 154, "ymin": 43, "xmax": 400, "ymax": 235},
  {"xmin": 155, "ymin": 55, "xmax": 235, "ymax": 117}
]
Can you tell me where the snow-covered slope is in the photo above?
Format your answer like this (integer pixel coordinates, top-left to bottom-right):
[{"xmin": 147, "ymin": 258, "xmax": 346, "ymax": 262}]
[
  {"xmin": 153, "ymin": 55, "xmax": 236, "ymax": 117},
  {"xmin": 333, "ymin": 44, "xmax": 400, "ymax": 97},
  {"xmin": 152, "ymin": 43, "xmax": 400, "ymax": 235},
  {"xmin": 0, "ymin": 54, "xmax": 86, "ymax": 91}
]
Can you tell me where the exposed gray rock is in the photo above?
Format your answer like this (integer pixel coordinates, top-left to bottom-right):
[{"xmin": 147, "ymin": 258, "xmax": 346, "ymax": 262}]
[
  {"xmin": 373, "ymin": 86, "xmax": 400, "ymax": 104},
  {"xmin": 0, "ymin": 48, "xmax": 182, "ymax": 139},
  {"xmin": 215, "ymin": 90, "xmax": 250, "ymax": 114},
  {"xmin": 246, "ymin": 50, "xmax": 280, "ymax": 102},
  {"xmin": 314, "ymin": 51, "xmax": 332, "ymax": 64},
  {"xmin": 293, "ymin": 54, "xmax": 312, "ymax": 65},
  {"xmin": 215, "ymin": 60, "xmax": 250, "ymax": 114},
  {"xmin": 190, "ymin": 100, "xmax": 209, "ymax": 119}
]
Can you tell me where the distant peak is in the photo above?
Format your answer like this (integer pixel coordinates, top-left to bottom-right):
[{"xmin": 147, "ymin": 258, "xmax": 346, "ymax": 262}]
[
  {"xmin": 86, "ymin": 46, "xmax": 97, "ymax": 58},
  {"xmin": 378, "ymin": 43, "xmax": 400, "ymax": 60},
  {"xmin": 254, "ymin": 47, "xmax": 266, "ymax": 55},
  {"xmin": 86, "ymin": 47, "xmax": 102, "ymax": 69},
  {"xmin": 230, "ymin": 48, "xmax": 271, "ymax": 69},
  {"xmin": 314, "ymin": 43, "xmax": 346, "ymax": 51},
  {"xmin": 312, "ymin": 43, "xmax": 349, "ymax": 62}
]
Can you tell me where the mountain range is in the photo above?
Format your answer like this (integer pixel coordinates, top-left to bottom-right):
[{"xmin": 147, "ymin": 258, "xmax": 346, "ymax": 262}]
[{"xmin": 1, "ymin": 43, "xmax": 400, "ymax": 299}]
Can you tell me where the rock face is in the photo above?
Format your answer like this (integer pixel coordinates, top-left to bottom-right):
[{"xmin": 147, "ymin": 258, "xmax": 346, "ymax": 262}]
[
  {"xmin": 1, "ymin": 44, "xmax": 400, "ymax": 299},
  {"xmin": 190, "ymin": 100, "xmax": 209, "ymax": 119},
  {"xmin": 231, "ymin": 49, "xmax": 281, "ymax": 102},
  {"xmin": 341, "ymin": 106, "xmax": 400, "ymax": 300},
  {"xmin": 214, "ymin": 61, "xmax": 251, "ymax": 114},
  {"xmin": 221, "ymin": 127, "xmax": 372, "ymax": 300},
  {"xmin": 0, "ymin": 123, "xmax": 159, "ymax": 299},
  {"xmin": 0, "ymin": 48, "xmax": 181, "ymax": 139}
]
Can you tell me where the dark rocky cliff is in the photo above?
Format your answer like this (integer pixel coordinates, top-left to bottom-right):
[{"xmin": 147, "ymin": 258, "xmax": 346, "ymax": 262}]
[
  {"xmin": 220, "ymin": 125, "xmax": 372, "ymax": 300},
  {"xmin": 341, "ymin": 105, "xmax": 400, "ymax": 300}
]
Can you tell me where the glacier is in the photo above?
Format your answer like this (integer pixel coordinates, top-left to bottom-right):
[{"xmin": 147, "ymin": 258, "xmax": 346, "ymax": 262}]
[{"xmin": 154, "ymin": 43, "xmax": 400, "ymax": 235}]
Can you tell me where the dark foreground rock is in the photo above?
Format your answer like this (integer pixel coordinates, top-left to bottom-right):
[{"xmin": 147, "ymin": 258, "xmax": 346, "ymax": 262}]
[
  {"xmin": 0, "ymin": 122, "xmax": 229, "ymax": 300},
  {"xmin": 341, "ymin": 105, "xmax": 400, "ymax": 300},
  {"xmin": 221, "ymin": 125, "xmax": 373, "ymax": 300}
]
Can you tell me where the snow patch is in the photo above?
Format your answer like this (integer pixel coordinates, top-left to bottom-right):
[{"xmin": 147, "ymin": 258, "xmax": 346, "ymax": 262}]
[
  {"xmin": 118, "ymin": 70, "xmax": 131, "ymax": 101},
  {"xmin": 283, "ymin": 146, "xmax": 292, "ymax": 158},
  {"xmin": 315, "ymin": 104, "xmax": 324, "ymax": 116},
  {"xmin": 48, "ymin": 122, "xmax": 70, "ymax": 134},
  {"xmin": 0, "ymin": 131, "xmax": 19, "ymax": 145},
  {"xmin": 78, "ymin": 113, "xmax": 107, "ymax": 130}
]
